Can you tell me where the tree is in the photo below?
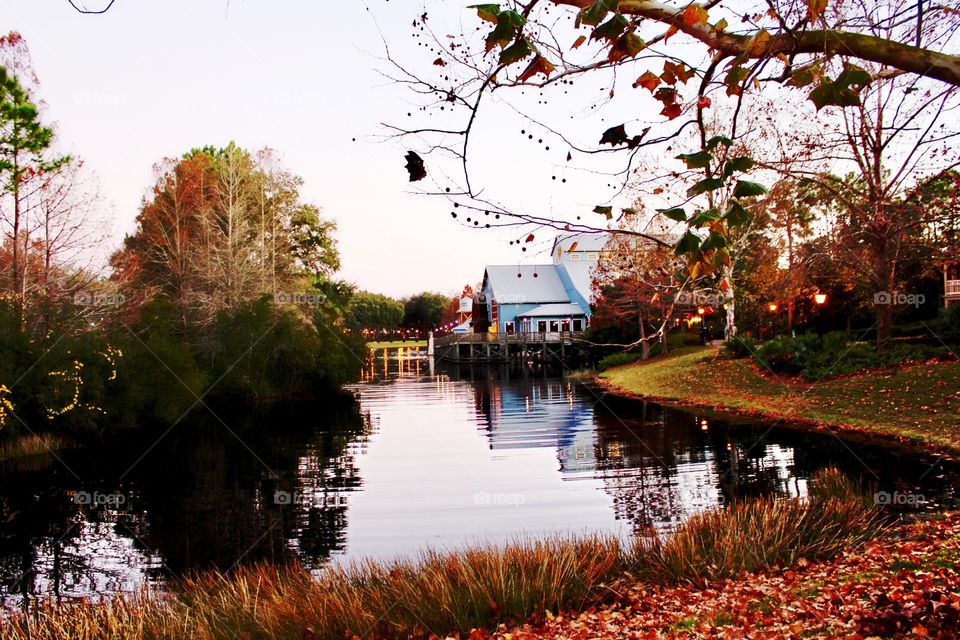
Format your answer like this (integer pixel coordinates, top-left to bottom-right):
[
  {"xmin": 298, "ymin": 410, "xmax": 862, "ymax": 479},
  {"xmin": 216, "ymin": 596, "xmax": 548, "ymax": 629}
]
[
  {"xmin": 754, "ymin": 179, "xmax": 817, "ymax": 331},
  {"xmin": 344, "ymin": 290, "xmax": 404, "ymax": 333},
  {"xmin": 385, "ymin": 1, "xmax": 960, "ymax": 342},
  {"xmin": 112, "ymin": 144, "xmax": 341, "ymax": 327},
  {"xmin": 0, "ymin": 64, "xmax": 68, "ymax": 323},
  {"xmin": 402, "ymin": 292, "xmax": 451, "ymax": 333}
]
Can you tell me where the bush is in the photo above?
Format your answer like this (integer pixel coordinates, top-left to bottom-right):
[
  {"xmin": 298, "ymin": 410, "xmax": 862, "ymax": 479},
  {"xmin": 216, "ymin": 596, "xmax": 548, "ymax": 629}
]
[
  {"xmin": 938, "ymin": 303, "xmax": 960, "ymax": 344},
  {"xmin": 749, "ymin": 331, "xmax": 950, "ymax": 381},
  {"xmin": 723, "ymin": 334, "xmax": 757, "ymax": 359},
  {"xmin": 597, "ymin": 351, "xmax": 641, "ymax": 371}
]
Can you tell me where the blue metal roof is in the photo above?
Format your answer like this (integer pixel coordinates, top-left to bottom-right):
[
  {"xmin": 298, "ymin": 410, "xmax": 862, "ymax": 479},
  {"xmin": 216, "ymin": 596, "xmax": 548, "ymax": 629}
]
[{"xmin": 482, "ymin": 265, "xmax": 569, "ymax": 305}]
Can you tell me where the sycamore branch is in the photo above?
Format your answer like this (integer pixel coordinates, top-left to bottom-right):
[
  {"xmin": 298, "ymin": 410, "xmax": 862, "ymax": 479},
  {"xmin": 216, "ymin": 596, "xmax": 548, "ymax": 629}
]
[{"xmin": 552, "ymin": 0, "xmax": 960, "ymax": 86}]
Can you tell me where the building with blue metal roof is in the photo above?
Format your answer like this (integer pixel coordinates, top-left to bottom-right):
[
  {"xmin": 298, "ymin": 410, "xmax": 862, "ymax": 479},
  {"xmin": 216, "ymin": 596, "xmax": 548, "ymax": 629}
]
[{"xmin": 479, "ymin": 233, "xmax": 609, "ymax": 334}]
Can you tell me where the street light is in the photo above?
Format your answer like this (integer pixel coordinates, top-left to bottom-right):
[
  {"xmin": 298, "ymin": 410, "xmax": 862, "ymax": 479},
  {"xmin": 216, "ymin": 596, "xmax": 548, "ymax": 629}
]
[
  {"xmin": 814, "ymin": 292, "xmax": 827, "ymax": 305},
  {"xmin": 767, "ymin": 302, "xmax": 779, "ymax": 338}
]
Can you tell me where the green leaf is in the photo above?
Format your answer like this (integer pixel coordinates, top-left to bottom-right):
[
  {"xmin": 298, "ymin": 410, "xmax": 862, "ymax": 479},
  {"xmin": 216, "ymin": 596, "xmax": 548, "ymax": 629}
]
[
  {"xmin": 677, "ymin": 151, "xmax": 712, "ymax": 169},
  {"xmin": 658, "ymin": 207, "xmax": 687, "ymax": 222},
  {"xmin": 593, "ymin": 205, "xmax": 613, "ymax": 219},
  {"xmin": 724, "ymin": 66, "xmax": 750, "ymax": 95},
  {"xmin": 499, "ymin": 36, "xmax": 533, "ymax": 64},
  {"xmin": 724, "ymin": 201, "xmax": 751, "ymax": 226},
  {"xmin": 787, "ymin": 63, "xmax": 820, "ymax": 88},
  {"xmin": 674, "ymin": 230, "xmax": 702, "ymax": 255},
  {"xmin": 486, "ymin": 10, "xmax": 526, "ymax": 51},
  {"xmin": 700, "ymin": 231, "xmax": 728, "ymax": 252},
  {"xmin": 608, "ymin": 32, "xmax": 645, "ymax": 62},
  {"xmin": 580, "ymin": 0, "xmax": 619, "ymax": 26},
  {"xmin": 621, "ymin": 206, "xmax": 638, "ymax": 216},
  {"xmin": 732, "ymin": 180, "xmax": 767, "ymax": 198},
  {"xmin": 705, "ymin": 135, "xmax": 732, "ymax": 151},
  {"xmin": 591, "ymin": 14, "xmax": 628, "ymax": 42},
  {"xmin": 721, "ymin": 156, "xmax": 754, "ymax": 179},
  {"xmin": 809, "ymin": 62, "xmax": 871, "ymax": 110},
  {"xmin": 470, "ymin": 4, "xmax": 501, "ymax": 23},
  {"xmin": 687, "ymin": 177, "xmax": 724, "ymax": 197},
  {"xmin": 688, "ymin": 208, "xmax": 722, "ymax": 227}
]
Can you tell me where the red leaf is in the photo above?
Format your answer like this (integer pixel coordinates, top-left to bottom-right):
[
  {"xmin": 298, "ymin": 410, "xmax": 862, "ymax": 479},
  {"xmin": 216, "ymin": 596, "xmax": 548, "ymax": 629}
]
[
  {"xmin": 661, "ymin": 103, "xmax": 683, "ymax": 119},
  {"xmin": 635, "ymin": 71, "xmax": 660, "ymax": 92},
  {"xmin": 433, "ymin": 57, "xmax": 446, "ymax": 67},
  {"xmin": 697, "ymin": 96, "xmax": 712, "ymax": 109},
  {"xmin": 572, "ymin": 35, "xmax": 586, "ymax": 49},
  {"xmin": 525, "ymin": 233, "xmax": 535, "ymax": 243}
]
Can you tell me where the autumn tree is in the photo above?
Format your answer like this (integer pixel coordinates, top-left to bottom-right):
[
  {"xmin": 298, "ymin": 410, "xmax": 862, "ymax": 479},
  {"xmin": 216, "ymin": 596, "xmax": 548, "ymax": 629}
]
[
  {"xmin": 385, "ymin": 0, "xmax": 960, "ymax": 342},
  {"xmin": 112, "ymin": 144, "xmax": 341, "ymax": 327}
]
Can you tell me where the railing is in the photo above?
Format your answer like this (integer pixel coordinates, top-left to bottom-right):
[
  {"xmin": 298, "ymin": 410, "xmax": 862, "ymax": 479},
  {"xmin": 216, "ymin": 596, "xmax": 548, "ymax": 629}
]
[
  {"xmin": 947, "ymin": 280, "xmax": 960, "ymax": 297},
  {"xmin": 434, "ymin": 331, "xmax": 577, "ymax": 348}
]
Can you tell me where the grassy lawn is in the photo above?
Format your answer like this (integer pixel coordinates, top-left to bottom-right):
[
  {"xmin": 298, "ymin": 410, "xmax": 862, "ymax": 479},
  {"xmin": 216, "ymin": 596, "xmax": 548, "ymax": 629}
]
[
  {"xmin": 600, "ymin": 346, "xmax": 960, "ymax": 452},
  {"xmin": 366, "ymin": 340, "xmax": 427, "ymax": 349}
]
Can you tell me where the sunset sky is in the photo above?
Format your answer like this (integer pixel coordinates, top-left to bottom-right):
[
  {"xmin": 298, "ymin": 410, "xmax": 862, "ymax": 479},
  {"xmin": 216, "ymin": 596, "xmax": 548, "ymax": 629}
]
[{"xmin": 2, "ymin": 0, "xmax": 680, "ymax": 297}]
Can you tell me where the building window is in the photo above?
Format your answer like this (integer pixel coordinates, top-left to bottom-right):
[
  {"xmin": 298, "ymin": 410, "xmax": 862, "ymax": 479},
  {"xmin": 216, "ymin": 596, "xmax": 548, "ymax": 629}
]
[
  {"xmin": 504, "ymin": 321, "xmax": 515, "ymax": 334},
  {"xmin": 561, "ymin": 319, "xmax": 571, "ymax": 331},
  {"xmin": 549, "ymin": 320, "xmax": 560, "ymax": 332},
  {"xmin": 573, "ymin": 319, "xmax": 584, "ymax": 331},
  {"xmin": 587, "ymin": 253, "xmax": 599, "ymax": 260},
  {"xmin": 537, "ymin": 320, "xmax": 547, "ymax": 333},
  {"xmin": 568, "ymin": 253, "xmax": 580, "ymax": 261}
]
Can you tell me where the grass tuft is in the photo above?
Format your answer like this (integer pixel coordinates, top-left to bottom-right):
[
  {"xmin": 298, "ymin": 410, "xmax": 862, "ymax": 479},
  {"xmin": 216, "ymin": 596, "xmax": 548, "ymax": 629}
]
[{"xmin": 0, "ymin": 468, "xmax": 885, "ymax": 640}]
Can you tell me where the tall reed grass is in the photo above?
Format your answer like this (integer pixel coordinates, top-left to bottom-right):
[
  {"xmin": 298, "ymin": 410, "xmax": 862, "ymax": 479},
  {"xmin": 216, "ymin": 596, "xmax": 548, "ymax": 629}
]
[{"xmin": 0, "ymin": 468, "xmax": 886, "ymax": 640}]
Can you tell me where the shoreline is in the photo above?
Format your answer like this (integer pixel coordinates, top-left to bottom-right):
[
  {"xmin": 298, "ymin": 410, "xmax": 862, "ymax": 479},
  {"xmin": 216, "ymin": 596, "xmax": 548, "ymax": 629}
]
[{"xmin": 595, "ymin": 346, "xmax": 960, "ymax": 459}]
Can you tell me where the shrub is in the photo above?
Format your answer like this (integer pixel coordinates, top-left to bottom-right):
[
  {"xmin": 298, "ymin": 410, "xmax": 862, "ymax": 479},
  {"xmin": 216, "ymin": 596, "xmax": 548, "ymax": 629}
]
[
  {"xmin": 597, "ymin": 351, "xmax": 641, "ymax": 371},
  {"xmin": 939, "ymin": 303, "xmax": 960, "ymax": 344},
  {"xmin": 722, "ymin": 334, "xmax": 757, "ymax": 358}
]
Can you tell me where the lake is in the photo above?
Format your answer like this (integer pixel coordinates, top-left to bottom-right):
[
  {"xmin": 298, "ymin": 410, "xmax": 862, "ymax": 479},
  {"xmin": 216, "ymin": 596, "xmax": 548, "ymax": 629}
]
[{"xmin": 1, "ymin": 346, "xmax": 957, "ymax": 609}]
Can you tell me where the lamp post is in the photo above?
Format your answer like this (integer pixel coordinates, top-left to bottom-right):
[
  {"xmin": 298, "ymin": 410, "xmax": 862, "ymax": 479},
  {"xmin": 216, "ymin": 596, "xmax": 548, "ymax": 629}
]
[
  {"xmin": 767, "ymin": 302, "xmax": 778, "ymax": 338},
  {"xmin": 813, "ymin": 292, "xmax": 827, "ymax": 335}
]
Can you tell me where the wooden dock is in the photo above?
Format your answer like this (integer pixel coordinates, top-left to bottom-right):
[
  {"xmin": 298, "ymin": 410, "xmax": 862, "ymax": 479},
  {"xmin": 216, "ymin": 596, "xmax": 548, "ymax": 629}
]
[{"xmin": 431, "ymin": 332, "xmax": 583, "ymax": 364}]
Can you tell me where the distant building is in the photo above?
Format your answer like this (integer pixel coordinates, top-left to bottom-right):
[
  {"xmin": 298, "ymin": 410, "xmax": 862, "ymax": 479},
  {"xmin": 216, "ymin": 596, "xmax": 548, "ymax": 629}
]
[
  {"xmin": 478, "ymin": 233, "xmax": 608, "ymax": 334},
  {"xmin": 946, "ymin": 259, "xmax": 960, "ymax": 307}
]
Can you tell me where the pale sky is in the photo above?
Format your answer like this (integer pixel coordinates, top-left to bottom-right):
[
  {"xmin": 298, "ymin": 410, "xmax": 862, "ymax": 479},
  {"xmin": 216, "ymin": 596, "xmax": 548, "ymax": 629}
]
[{"xmin": 1, "ymin": 0, "xmax": 673, "ymax": 298}]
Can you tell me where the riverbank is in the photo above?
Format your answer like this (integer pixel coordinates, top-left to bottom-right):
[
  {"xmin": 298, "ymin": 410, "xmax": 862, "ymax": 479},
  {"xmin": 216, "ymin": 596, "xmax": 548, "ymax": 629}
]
[
  {"xmin": 496, "ymin": 511, "xmax": 960, "ymax": 639},
  {"xmin": 0, "ymin": 473, "xmax": 885, "ymax": 639},
  {"xmin": 366, "ymin": 340, "xmax": 427, "ymax": 349},
  {"xmin": 599, "ymin": 346, "xmax": 960, "ymax": 455}
]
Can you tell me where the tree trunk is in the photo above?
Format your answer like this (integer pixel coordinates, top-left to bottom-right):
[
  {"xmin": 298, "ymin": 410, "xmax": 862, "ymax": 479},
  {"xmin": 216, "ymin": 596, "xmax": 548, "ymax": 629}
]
[{"xmin": 721, "ymin": 264, "xmax": 737, "ymax": 339}]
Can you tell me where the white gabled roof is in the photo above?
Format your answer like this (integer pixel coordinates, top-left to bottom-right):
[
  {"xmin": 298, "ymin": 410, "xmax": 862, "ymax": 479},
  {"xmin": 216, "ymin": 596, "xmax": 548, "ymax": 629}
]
[
  {"xmin": 517, "ymin": 303, "xmax": 586, "ymax": 318},
  {"xmin": 483, "ymin": 265, "xmax": 569, "ymax": 305}
]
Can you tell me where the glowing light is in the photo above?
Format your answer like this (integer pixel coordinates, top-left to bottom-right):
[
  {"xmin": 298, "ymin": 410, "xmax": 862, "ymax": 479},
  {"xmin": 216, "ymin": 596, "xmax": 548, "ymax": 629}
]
[
  {"xmin": 814, "ymin": 293, "xmax": 827, "ymax": 305},
  {"xmin": 768, "ymin": 302, "xmax": 779, "ymax": 312}
]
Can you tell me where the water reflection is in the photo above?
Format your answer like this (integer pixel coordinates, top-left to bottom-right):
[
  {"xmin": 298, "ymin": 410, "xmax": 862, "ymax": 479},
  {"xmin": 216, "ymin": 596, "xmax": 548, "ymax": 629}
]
[{"xmin": 1, "ymin": 347, "xmax": 957, "ymax": 610}]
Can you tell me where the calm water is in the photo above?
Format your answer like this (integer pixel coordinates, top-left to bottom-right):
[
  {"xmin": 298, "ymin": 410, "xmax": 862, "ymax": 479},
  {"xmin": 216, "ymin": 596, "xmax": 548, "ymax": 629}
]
[{"xmin": 1, "ymin": 347, "xmax": 957, "ymax": 609}]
